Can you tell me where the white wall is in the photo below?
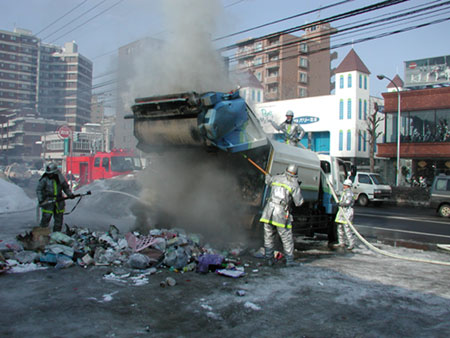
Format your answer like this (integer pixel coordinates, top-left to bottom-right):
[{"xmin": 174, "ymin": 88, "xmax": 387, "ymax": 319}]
[{"xmin": 253, "ymin": 69, "xmax": 383, "ymax": 160}]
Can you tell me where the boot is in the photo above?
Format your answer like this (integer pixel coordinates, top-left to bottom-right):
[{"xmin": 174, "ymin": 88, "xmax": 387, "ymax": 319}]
[
  {"xmin": 265, "ymin": 247, "xmax": 274, "ymax": 266},
  {"xmin": 285, "ymin": 255, "xmax": 296, "ymax": 267}
]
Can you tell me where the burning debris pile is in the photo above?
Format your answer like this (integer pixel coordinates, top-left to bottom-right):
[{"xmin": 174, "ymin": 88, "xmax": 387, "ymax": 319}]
[{"xmin": 0, "ymin": 225, "xmax": 248, "ymax": 279}]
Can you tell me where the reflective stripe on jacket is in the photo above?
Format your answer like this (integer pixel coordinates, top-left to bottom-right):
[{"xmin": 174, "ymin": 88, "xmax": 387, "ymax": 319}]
[{"xmin": 260, "ymin": 173, "xmax": 304, "ymax": 228}]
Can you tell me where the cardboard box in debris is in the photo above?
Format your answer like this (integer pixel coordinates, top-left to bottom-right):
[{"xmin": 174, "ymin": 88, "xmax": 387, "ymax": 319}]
[{"xmin": 0, "ymin": 225, "xmax": 246, "ymax": 276}]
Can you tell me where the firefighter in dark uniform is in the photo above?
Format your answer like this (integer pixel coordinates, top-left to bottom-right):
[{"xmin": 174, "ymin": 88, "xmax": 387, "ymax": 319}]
[{"xmin": 36, "ymin": 162, "xmax": 75, "ymax": 232}]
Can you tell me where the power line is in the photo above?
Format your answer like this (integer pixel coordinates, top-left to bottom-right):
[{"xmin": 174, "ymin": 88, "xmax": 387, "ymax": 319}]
[
  {"xmin": 42, "ymin": 0, "xmax": 108, "ymax": 41},
  {"xmin": 231, "ymin": 15, "xmax": 450, "ymax": 74},
  {"xmin": 49, "ymin": 0, "xmax": 125, "ymax": 44},
  {"xmin": 224, "ymin": 0, "xmax": 246, "ymax": 8},
  {"xmin": 226, "ymin": 0, "xmax": 449, "ymax": 64},
  {"xmin": 35, "ymin": 0, "xmax": 89, "ymax": 36},
  {"xmin": 214, "ymin": 0, "xmax": 356, "ymax": 41},
  {"xmin": 219, "ymin": 0, "xmax": 410, "ymax": 52}
]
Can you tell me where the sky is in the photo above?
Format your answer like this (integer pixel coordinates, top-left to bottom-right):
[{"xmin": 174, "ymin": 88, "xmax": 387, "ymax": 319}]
[{"xmin": 1, "ymin": 0, "xmax": 449, "ymax": 102}]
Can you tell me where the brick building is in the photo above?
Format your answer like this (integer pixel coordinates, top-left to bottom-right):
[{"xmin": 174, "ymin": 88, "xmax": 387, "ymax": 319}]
[
  {"xmin": 234, "ymin": 23, "xmax": 337, "ymax": 101},
  {"xmin": 377, "ymin": 86, "xmax": 450, "ymax": 184}
]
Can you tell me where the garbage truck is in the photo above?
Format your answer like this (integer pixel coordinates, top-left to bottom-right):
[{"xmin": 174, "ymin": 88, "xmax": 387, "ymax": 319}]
[{"xmin": 128, "ymin": 90, "xmax": 350, "ymax": 241}]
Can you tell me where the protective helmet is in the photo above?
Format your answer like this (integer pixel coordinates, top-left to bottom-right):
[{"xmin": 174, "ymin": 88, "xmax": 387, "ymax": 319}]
[
  {"xmin": 286, "ymin": 164, "xmax": 298, "ymax": 177},
  {"xmin": 343, "ymin": 178, "xmax": 352, "ymax": 187},
  {"xmin": 286, "ymin": 110, "xmax": 294, "ymax": 117},
  {"xmin": 45, "ymin": 162, "xmax": 58, "ymax": 174}
]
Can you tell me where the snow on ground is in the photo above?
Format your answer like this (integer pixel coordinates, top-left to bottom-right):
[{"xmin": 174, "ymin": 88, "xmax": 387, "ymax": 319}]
[{"xmin": 0, "ymin": 178, "xmax": 36, "ymax": 214}]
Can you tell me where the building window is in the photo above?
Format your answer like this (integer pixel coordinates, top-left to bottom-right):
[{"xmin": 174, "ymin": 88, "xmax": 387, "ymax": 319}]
[
  {"xmin": 299, "ymin": 72, "xmax": 307, "ymax": 83},
  {"xmin": 256, "ymin": 72, "xmax": 262, "ymax": 81},
  {"xmin": 255, "ymin": 41, "xmax": 262, "ymax": 51},
  {"xmin": 252, "ymin": 89, "xmax": 255, "ymax": 101},
  {"xmin": 347, "ymin": 99, "xmax": 352, "ymax": 119},
  {"xmin": 348, "ymin": 74, "xmax": 352, "ymax": 88},
  {"xmin": 339, "ymin": 75, "xmax": 344, "ymax": 89},
  {"xmin": 347, "ymin": 130, "xmax": 351, "ymax": 151},
  {"xmin": 267, "ymin": 68, "xmax": 278, "ymax": 77},
  {"xmin": 300, "ymin": 43, "xmax": 308, "ymax": 53},
  {"xmin": 268, "ymin": 37, "xmax": 279, "ymax": 46},
  {"xmin": 267, "ymin": 83, "xmax": 278, "ymax": 93},
  {"xmin": 339, "ymin": 99, "xmax": 344, "ymax": 120},
  {"xmin": 363, "ymin": 131, "xmax": 367, "ymax": 151},
  {"xmin": 364, "ymin": 76, "xmax": 367, "ymax": 89},
  {"xmin": 257, "ymin": 90, "xmax": 261, "ymax": 102},
  {"xmin": 339, "ymin": 130, "xmax": 343, "ymax": 150},
  {"xmin": 254, "ymin": 57, "xmax": 262, "ymax": 66},
  {"xmin": 364, "ymin": 100, "xmax": 367, "ymax": 120},
  {"xmin": 359, "ymin": 74, "xmax": 362, "ymax": 88},
  {"xmin": 299, "ymin": 57, "xmax": 308, "ymax": 68},
  {"xmin": 358, "ymin": 132, "xmax": 362, "ymax": 151},
  {"xmin": 299, "ymin": 87, "xmax": 307, "ymax": 97},
  {"xmin": 358, "ymin": 99, "xmax": 362, "ymax": 120},
  {"xmin": 268, "ymin": 53, "xmax": 279, "ymax": 62}
]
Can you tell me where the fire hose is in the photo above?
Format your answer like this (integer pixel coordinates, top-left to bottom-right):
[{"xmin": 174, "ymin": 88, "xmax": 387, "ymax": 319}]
[
  {"xmin": 243, "ymin": 151, "xmax": 450, "ymax": 266},
  {"xmin": 36, "ymin": 191, "xmax": 92, "ymax": 222}
]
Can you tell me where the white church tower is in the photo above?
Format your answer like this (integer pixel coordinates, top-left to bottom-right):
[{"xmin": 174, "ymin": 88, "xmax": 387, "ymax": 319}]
[{"xmin": 334, "ymin": 49, "xmax": 371, "ymax": 159}]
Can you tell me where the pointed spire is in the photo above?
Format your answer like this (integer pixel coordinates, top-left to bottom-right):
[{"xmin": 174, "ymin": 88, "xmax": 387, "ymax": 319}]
[
  {"xmin": 335, "ymin": 49, "xmax": 370, "ymax": 74},
  {"xmin": 387, "ymin": 75, "xmax": 404, "ymax": 89}
]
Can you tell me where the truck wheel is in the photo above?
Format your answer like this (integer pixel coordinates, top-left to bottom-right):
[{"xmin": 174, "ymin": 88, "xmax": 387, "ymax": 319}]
[
  {"xmin": 357, "ymin": 194, "xmax": 369, "ymax": 207},
  {"xmin": 438, "ymin": 204, "xmax": 450, "ymax": 217}
]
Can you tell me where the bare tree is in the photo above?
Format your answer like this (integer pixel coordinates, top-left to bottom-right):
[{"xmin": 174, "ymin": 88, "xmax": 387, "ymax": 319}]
[{"xmin": 360, "ymin": 102, "xmax": 384, "ymax": 173}]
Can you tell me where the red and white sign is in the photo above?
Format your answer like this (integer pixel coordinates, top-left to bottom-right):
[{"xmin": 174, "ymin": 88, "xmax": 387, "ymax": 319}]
[
  {"xmin": 57, "ymin": 125, "xmax": 72, "ymax": 139},
  {"xmin": 408, "ymin": 62, "xmax": 417, "ymax": 69}
]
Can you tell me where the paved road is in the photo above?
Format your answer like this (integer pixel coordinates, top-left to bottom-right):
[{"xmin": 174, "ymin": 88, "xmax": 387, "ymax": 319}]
[{"xmin": 354, "ymin": 205, "xmax": 450, "ymax": 247}]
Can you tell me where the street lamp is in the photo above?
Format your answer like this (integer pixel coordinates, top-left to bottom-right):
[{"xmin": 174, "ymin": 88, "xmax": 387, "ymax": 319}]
[{"xmin": 377, "ymin": 74, "xmax": 401, "ymax": 186}]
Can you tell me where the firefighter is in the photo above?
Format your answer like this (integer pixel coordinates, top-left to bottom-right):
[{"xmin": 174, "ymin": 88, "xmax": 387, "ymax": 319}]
[
  {"xmin": 260, "ymin": 164, "xmax": 304, "ymax": 266},
  {"xmin": 270, "ymin": 110, "xmax": 305, "ymax": 146},
  {"xmin": 36, "ymin": 162, "xmax": 75, "ymax": 232},
  {"xmin": 335, "ymin": 178, "xmax": 356, "ymax": 250}
]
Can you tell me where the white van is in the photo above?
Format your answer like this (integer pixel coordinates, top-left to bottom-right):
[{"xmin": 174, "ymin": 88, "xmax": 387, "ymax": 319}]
[{"xmin": 349, "ymin": 172, "xmax": 392, "ymax": 206}]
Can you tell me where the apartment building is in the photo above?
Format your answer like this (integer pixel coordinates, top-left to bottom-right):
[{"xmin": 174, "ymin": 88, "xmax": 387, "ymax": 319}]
[
  {"xmin": 0, "ymin": 28, "xmax": 92, "ymax": 131},
  {"xmin": 235, "ymin": 23, "xmax": 337, "ymax": 101}
]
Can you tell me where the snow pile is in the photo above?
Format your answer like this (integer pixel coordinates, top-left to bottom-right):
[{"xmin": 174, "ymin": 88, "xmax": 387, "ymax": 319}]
[{"xmin": 0, "ymin": 178, "xmax": 36, "ymax": 214}]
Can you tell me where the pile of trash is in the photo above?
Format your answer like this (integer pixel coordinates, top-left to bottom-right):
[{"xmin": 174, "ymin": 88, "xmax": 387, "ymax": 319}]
[{"xmin": 0, "ymin": 225, "xmax": 247, "ymax": 279}]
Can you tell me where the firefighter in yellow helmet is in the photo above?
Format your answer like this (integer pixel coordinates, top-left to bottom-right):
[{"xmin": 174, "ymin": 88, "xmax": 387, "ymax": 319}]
[{"xmin": 260, "ymin": 164, "xmax": 304, "ymax": 266}]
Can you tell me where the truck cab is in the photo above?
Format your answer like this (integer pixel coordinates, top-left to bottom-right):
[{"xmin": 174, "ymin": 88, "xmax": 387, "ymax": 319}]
[{"xmin": 349, "ymin": 172, "xmax": 392, "ymax": 206}]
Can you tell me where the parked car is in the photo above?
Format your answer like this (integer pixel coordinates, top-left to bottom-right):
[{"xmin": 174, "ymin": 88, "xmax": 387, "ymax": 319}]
[
  {"xmin": 429, "ymin": 174, "xmax": 450, "ymax": 217},
  {"xmin": 349, "ymin": 172, "xmax": 392, "ymax": 206}
]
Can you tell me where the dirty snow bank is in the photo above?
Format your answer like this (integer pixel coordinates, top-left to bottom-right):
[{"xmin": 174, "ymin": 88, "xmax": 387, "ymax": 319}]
[{"xmin": 0, "ymin": 178, "xmax": 36, "ymax": 214}]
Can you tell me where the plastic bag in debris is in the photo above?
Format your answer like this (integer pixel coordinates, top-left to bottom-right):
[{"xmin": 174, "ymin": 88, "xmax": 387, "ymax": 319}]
[
  {"xmin": 128, "ymin": 253, "xmax": 151, "ymax": 269},
  {"xmin": 46, "ymin": 244, "xmax": 74, "ymax": 258},
  {"xmin": 49, "ymin": 232, "xmax": 74, "ymax": 246},
  {"xmin": 108, "ymin": 225, "xmax": 120, "ymax": 241},
  {"xmin": 55, "ymin": 255, "xmax": 74, "ymax": 269},
  {"xmin": 40, "ymin": 253, "xmax": 72, "ymax": 265},
  {"xmin": 99, "ymin": 234, "xmax": 117, "ymax": 248},
  {"xmin": 196, "ymin": 254, "xmax": 224, "ymax": 273},
  {"xmin": 216, "ymin": 267, "xmax": 245, "ymax": 278},
  {"xmin": 164, "ymin": 246, "xmax": 189, "ymax": 270},
  {"xmin": 15, "ymin": 250, "xmax": 40, "ymax": 264},
  {"xmin": 94, "ymin": 247, "xmax": 118, "ymax": 265}
]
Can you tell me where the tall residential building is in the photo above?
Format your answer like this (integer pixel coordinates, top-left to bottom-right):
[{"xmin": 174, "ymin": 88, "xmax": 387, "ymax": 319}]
[
  {"xmin": 234, "ymin": 23, "xmax": 337, "ymax": 101},
  {"xmin": 0, "ymin": 28, "xmax": 92, "ymax": 131},
  {"xmin": 114, "ymin": 37, "xmax": 162, "ymax": 150}
]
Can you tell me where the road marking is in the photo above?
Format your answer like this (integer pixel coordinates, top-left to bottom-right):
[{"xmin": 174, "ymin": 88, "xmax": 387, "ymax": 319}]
[
  {"xmin": 356, "ymin": 212, "xmax": 450, "ymax": 225},
  {"xmin": 355, "ymin": 224, "xmax": 450, "ymax": 239}
]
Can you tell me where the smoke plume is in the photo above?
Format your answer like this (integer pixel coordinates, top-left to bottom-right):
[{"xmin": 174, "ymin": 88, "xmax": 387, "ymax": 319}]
[{"xmin": 121, "ymin": 0, "xmax": 233, "ymax": 105}]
